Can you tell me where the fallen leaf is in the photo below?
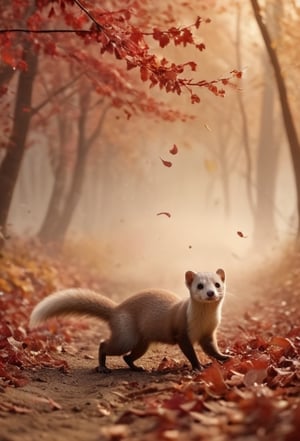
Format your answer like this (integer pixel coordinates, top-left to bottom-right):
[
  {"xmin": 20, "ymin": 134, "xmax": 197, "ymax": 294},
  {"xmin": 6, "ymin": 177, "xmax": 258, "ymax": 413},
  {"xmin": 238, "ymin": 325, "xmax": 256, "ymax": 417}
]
[
  {"xmin": 243, "ymin": 368, "xmax": 268, "ymax": 387},
  {"xmin": 199, "ymin": 363, "xmax": 228, "ymax": 395},
  {"xmin": 9, "ymin": 404, "xmax": 33, "ymax": 414},
  {"xmin": 97, "ymin": 403, "xmax": 111, "ymax": 416},
  {"xmin": 33, "ymin": 396, "xmax": 62, "ymax": 411}
]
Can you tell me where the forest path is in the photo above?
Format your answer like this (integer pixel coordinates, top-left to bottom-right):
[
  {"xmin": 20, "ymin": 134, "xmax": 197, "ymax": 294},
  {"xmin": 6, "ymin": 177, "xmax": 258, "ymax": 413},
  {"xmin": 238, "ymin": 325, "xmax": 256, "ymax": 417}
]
[{"xmin": 0, "ymin": 326, "xmax": 196, "ymax": 441}]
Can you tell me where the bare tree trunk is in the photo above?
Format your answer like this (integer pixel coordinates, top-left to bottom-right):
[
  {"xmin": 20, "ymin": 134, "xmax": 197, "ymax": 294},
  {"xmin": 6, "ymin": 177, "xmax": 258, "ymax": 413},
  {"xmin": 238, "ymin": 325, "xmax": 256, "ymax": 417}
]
[
  {"xmin": 38, "ymin": 119, "xmax": 69, "ymax": 241},
  {"xmin": 253, "ymin": 60, "xmax": 279, "ymax": 247},
  {"xmin": 250, "ymin": 0, "xmax": 300, "ymax": 243},
  {"xmin": 0, "ymin": 44, "xmax": 38, "ymax": 239},
  {"xmin": 235, "ymin": 3, "xmax": 255, "ymax": 215},
  {"xmin": 40, "ymin": 91, "xmax": 109, "ymax": 243},
  {"xmin": 53, "ymin": 146, "xmax": 89, "ymax": 241}
]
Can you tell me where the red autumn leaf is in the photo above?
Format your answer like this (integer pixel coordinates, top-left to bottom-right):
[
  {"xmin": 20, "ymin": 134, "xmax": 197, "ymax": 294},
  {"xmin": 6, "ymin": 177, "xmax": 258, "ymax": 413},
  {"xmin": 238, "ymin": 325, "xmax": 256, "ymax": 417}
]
[
  {"xmin": 191, "ymin": 94, "xmax": 201, "ymax": 104},
  {"xmin": 200, "ymin": 362, "xmax": 228, "ymax": 395},
  {"xmin": 159, "ymin": 33, "xmax": 170, "ymax": 48},
  {"xmin": 160, "ymin": 157, "xmax": 172, "ymax": 167},
  {"xmin": 196, "ymin": 43, "xmax": 206, "ymax": 51},
  {"xmin": 126, "ymin": 60, "xmax": 137, "ymax": 70},
  {"xmin": 162, "ymin": 393, "xmax": 189, "ymax": 411},
  {"xmin": 140, "ymin": 66, "xmax": 148, "ymax": 82},
  {"xmin": 194, "ymin": 16, "xmax": 202, "ymax": 29},
  {"xmin": 169, "ymin": 144, "xmax": 178, "ymax": 155},
  {"xmin": 187, "ymin": 61, "xmax": 197, "ymax": 71},
  {"xmin": 157, "ymin": 212, "xmax": 171, "ymax": 218},
  {"xmin": 181, "ymin": 28, "xmax": 193, "ymax": 46},
  {"xmin": 237, "ymin": 230, "xmax": 248, "ymax": 238},
  {"xmin": 269, "ymin": 336, "xmax": 296, "ymax": 355},
  {"xmin": 231, "ymin": 69, "xmax": 243, "ymax": 78}
]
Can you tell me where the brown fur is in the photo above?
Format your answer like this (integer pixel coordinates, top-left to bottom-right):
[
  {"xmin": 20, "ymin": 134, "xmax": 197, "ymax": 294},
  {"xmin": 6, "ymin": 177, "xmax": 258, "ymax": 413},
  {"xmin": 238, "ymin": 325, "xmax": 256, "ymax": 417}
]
[{"xmin": 30, "ymin": 269, "xmax": 229, "ymax": 372}]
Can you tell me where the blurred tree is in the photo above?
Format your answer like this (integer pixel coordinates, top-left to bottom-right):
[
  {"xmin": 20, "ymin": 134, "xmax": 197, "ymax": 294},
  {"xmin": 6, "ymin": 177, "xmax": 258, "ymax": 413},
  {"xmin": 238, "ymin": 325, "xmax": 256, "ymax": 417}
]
[
  {"xmin": 250, "ymin": 0, "xmax": 300, "ymax": 243},
  {"xmin": 0, "ymin": 0, "xmax": 239, "ymax": 245},
  {"xmin": 251, "ymin": 1, "xmax": 281, "ymax": 247}
]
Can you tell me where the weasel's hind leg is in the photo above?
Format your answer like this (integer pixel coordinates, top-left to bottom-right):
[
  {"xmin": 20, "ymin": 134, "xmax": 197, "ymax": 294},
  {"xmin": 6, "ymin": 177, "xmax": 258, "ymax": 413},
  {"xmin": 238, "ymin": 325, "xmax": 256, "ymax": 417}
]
[
  {"xmin": 123, "ymin": 341, "xmax": 149, "ymax": 371},
  {"xmin": 97, "ymin": 337, "xmax": 134, "ymax": 373}
]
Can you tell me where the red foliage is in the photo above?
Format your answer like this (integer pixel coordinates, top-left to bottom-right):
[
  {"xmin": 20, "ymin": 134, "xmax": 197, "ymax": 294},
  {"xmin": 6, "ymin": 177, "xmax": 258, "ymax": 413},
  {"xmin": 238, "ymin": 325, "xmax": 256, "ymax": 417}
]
[{"xmin": 0, "ymin": 0, "xmax": 242, "ymax": 106}]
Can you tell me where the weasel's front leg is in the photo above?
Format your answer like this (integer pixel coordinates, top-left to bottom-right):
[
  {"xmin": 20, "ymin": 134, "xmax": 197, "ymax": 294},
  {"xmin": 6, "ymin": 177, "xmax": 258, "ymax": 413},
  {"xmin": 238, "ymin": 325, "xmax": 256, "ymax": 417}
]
[
  {"xmin": 177, "ymin": 333, "xmax": 201, "ymax": 370},
  {"xmin": 199, "ymin": 334, "xmax": 230, "ymax": 362}
]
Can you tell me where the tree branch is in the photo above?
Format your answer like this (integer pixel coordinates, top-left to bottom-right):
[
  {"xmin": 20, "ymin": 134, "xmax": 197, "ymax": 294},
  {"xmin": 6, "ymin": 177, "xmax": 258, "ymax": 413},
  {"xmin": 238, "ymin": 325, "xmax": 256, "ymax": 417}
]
[
  {"xmin": 0, "ymin": 29, "xmax": 93, "ymax": 34},
  {"xmin": 73, "ymin": 0, "xmax": 103, "ymax": 31},
  {"xmin": 31, "ymin": 72, "xmax": 84, "ymax": 116}
]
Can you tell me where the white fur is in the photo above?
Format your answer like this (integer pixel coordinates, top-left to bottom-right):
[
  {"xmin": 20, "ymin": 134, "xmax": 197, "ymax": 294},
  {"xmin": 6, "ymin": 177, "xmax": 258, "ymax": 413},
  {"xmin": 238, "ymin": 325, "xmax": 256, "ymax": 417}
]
[{"xmin": 189, "ymin": 272, "xmax": 225, "ymax": 303}]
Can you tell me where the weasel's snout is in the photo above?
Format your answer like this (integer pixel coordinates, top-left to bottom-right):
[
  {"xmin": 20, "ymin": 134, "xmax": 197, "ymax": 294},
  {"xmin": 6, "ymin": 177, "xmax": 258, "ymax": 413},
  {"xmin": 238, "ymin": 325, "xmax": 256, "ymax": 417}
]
[{"xmin": 206, "ymin": 290, "xmax": 216, "ymax": 299}]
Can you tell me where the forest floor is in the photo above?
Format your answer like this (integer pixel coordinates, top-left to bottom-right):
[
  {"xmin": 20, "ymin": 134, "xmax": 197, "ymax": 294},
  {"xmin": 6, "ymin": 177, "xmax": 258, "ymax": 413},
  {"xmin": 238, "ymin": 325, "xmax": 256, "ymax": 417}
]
[{"xmin": 0, "ymin": 240, "xmax": 299, "ymax": 441}]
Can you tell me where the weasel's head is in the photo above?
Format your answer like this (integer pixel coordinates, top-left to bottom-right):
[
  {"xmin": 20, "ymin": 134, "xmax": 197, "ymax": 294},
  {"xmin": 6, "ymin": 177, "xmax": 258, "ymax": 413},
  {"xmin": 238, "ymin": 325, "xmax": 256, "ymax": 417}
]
[{"xmin": 185, "ymin": 269, "xmax": 225, "ymax": 303}]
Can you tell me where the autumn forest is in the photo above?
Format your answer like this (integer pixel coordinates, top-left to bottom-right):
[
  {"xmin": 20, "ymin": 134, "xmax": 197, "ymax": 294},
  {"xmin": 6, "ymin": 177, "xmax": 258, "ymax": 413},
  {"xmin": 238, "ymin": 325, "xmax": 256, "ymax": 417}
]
[{"xmin": 0, "ymin": 1, "xmax": 300, "ymax": 440}]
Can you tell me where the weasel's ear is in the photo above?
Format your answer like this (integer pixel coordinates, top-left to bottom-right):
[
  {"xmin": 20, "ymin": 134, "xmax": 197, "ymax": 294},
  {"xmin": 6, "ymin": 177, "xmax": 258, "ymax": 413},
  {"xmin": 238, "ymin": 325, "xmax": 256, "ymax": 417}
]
[
  {"xmin": 185, "ymin": 270, "xmax": 196, "ymax": 287},
  {"xmin": 216, "ymin": 268, "xmax": 225, "ymax": 282}
]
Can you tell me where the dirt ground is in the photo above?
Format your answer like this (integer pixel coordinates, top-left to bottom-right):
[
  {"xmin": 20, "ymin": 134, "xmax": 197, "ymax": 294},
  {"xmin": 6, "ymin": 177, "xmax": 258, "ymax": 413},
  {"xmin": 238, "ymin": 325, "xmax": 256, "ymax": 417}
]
[
  {"xmin": 0, "ymin": 323, "xmax": 204, "ymax": 441},
  {"xmin": 1, "ymin": 264, "xmax": 298, "ymax": 441}
]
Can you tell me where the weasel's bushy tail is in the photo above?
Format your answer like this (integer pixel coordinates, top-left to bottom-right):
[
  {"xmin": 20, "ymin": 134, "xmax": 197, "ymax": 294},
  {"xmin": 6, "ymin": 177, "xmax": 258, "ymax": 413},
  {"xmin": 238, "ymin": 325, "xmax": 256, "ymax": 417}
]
[{"xmin": 29, "ymin": 289, "xmax": 117, "ymax": 327}]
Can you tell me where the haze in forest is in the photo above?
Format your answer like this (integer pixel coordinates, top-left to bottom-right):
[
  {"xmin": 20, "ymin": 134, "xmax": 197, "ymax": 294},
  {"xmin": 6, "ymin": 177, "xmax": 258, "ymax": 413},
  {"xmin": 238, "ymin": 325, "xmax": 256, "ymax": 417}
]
[{"xmin": 1, "ymin": 0, "xmax": 299, "ymax": 295}]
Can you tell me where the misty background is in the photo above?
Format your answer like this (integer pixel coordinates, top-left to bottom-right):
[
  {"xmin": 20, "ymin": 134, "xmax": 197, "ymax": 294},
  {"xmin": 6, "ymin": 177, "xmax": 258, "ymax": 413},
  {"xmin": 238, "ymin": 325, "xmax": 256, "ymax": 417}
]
[{"xmin": 2, "ymin": 0, "xmax": 299, "ymax": 294}]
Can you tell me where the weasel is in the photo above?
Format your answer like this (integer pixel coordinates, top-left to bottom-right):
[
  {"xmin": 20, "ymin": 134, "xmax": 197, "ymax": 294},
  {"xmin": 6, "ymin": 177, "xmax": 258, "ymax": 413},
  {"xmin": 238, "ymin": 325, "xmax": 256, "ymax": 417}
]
[{"xmin": 30, "ymin": 269, "xmax": 229, "ymax": 372}]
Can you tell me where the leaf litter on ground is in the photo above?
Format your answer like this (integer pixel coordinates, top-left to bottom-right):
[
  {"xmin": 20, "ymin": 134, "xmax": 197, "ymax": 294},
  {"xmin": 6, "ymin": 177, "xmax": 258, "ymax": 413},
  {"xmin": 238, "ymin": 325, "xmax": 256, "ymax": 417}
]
[{"xmin": 0, "ymin": 239, "xmax": 300, "ymax": 440}]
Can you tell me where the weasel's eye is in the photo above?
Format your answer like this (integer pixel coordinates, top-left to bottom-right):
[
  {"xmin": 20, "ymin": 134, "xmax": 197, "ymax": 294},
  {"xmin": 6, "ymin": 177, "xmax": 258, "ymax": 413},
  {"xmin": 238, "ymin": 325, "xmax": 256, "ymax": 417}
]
[
  {"xmin": 215, "ymin": 282, "xmax": 221, "ymax": 288},
  {"xmin": 197, "ymin": 283, "xmax": 204, "ymax": 290}
]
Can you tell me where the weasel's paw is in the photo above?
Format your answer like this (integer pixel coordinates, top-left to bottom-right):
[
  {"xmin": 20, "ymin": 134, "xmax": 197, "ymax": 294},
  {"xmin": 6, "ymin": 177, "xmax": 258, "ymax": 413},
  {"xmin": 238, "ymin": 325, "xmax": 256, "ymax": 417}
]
[
  {"xmin": 123, "ymin": 355, "xmax": 145, "ymax": 371},
  {"xmin": 96, "ymin": 365, "xmax": 112, "ymax": 374},
  {"xmin": 192, "ymin": 364, "xmax": 203, "ymax": 372},
  {"xmin": 131, "ymin": 365, "xmax": 145, "ymax": 372}
]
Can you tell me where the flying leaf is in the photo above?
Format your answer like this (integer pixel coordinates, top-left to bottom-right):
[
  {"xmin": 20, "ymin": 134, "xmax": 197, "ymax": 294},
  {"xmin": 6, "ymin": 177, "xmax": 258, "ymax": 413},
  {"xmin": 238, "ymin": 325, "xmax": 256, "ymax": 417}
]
[
  {"xmin": 204, "ymin": 159, "xmax": 217, "ymax": 173},
  {"xmin": 237, "ymin": 231, "xmax": 248, "ymax": 238},
  {"xmin": 191, "ymin": 94, "xmax": 200, "ymax": 104},
  {"xmin": 169, "ymin": 144, "xmax": 178, "ymax": 155},
  {"xmin": 157, "ymin": 212, "xmax": 171, "ymax": 218},
  {"xmin": 204, "ymin": 123, "xmax": 212, "ymax": 131},
  {"xmin": 160, "ymin": 157, "xmax": 172, "ymax": 167}
]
